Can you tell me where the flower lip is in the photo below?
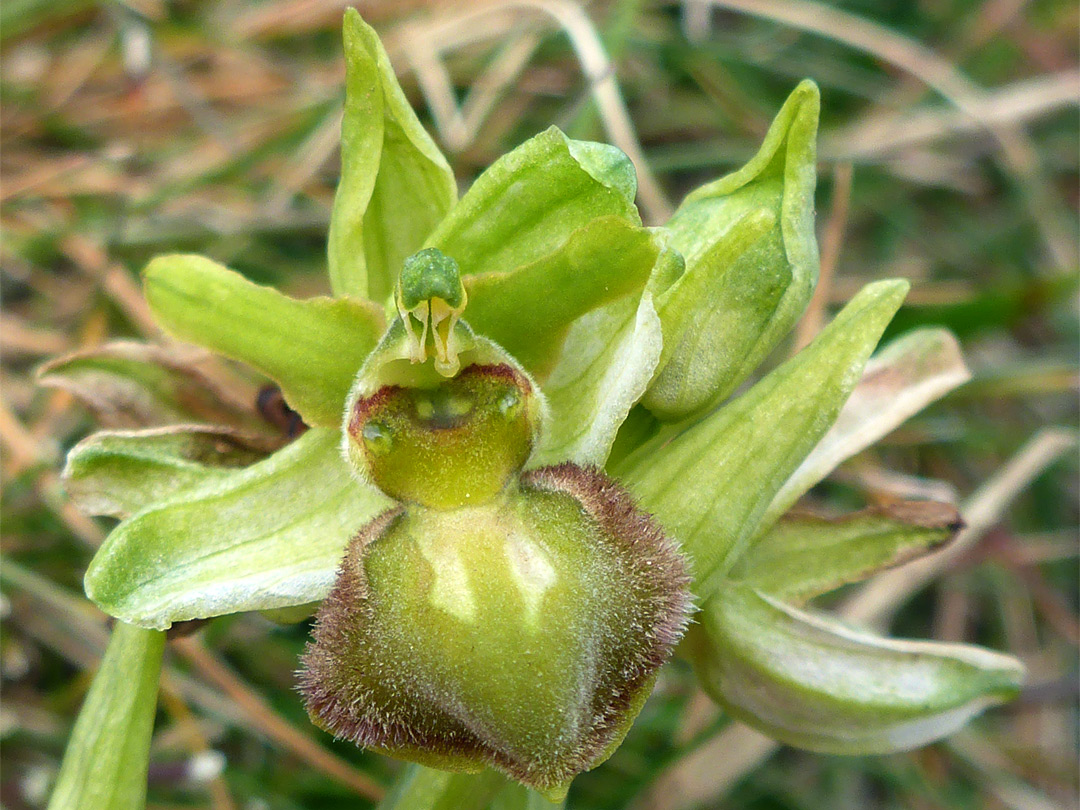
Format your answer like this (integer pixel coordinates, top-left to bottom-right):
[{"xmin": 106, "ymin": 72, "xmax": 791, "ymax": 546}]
[
  {"xmin": 300, "ymin": 462, "xmax": 693, "ymax": 796},
  {"xmin": 347, "ymin": 363, "xmax": 530, "ymax": 434}
]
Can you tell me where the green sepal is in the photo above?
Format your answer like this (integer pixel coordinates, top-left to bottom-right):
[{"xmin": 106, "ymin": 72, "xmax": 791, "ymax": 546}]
[
  {"xmin": 463, "ymin": 216, "xmax": 660, "ymax": 377},
  {"xmin": 84, "ymin": 428, "xmax": 392, "ymax": 629},
  {"xmin": 37, "ymin": 341, "xmax": 255, "ymax": 430},
  {"xmin": 144, "ymin": 254, "xmax": 385, "ymax": 428},
  {"xmin": 47, "ymin": 621, "xmax": 165, "ymax": 810},
  {"xmin": 644, "ymin": 80, "xmax": 820, "ymax": 421},
  {"xmin": 760, "ymin": 327, "xmax": 970, "ymax": 530},
  {"xmin": 617, "ymin": 279, "xmax": 908, "ymax": 601},
  {"xmin": 730, "ymin": 501, "xmax": 962, "ymax": 603},
  {"xmin": 329, "ymin": 8, "xmax": 457, "ymax": 301},
  {"xmin": 689, "ymin": 584, "xmax": 1024, "ymax": 754},
  {"xmin": 63, "ymin": 426, "xmax": 275, "ymax": 519},
  {"xmin": 426, "ymin": 127, "xmax": 640, "ymax": 279}
]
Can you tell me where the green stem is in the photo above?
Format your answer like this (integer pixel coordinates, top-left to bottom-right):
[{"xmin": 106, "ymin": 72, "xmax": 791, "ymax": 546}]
[
  {"xmin": 376, "ymin": 765, "xmax": 507, "ymax": 810},
  {"xmin": 47, "ymin": 621, "xmax": 166, "ymax": 810},
  {"xmin": 492, "ymin": 781, "xmax": 568, "ymax": 810},
  {"xmin": 376, "ymin": 765, "xmax": 566, "ymax": 810}
]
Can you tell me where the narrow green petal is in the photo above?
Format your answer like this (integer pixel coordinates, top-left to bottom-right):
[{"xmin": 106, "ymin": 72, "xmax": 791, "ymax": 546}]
[
  {"xmin": 644, "ymin": 80, "xmax": 820, "ymax": 421},
  {"xmin": 463, "ymin": 216, "xmax": 659, "ymax": 377},
  {"xmin": 691, "ymin": 584, "xmax": 1024, "ymax": 754},
  {"xmin": 761, "ymin": 327, "xmax": 970, "ymax": 529},
  {"xmin": 731, "ymin": 501, "xmax": 961, "ymax": 602},
  {"xmin": 37, "ymin": 341, "xmax": 255, "ymax": 429},
  {"xmin": 426, "ymin": 127, "xmax": 640, "ymax": 279},
  {"xmin": 85, "ymin": 428, "xmax": 391, "ymax": 629},
  {"xmin": 47, "ymin": 622, "xmax": 165, "ymax": 810},
  {"xmin": 329, "ymin": 8, "xmax": 457, "ymax": 301},
  {"xmin": 327, "ymin": 7, "xmax": 383, "ymax": 299},
  {"xmin": 617, "ymin": 279, "xmax": 908, "ymax": 600},
  {"xmin": 532, "ymin": 244, "xmax": 678, "ymax": 466},
  {"xmin": 63, "ymin": 426, "xmax": 275, "ymax": 518},
  {"xmin": 144, "ymin": 254, "xmax": 384, "ymax": 428}
]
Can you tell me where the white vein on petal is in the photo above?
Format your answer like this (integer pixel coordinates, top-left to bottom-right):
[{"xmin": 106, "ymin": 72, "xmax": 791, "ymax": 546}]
[{"xmin": 533, "ymin": 290, "xmax": 662, "ymax": 467}]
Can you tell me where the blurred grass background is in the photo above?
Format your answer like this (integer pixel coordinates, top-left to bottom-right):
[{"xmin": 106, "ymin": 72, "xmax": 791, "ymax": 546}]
[{"xmin": 1, "ymin": 1, "xmax": 1077, "ymax": 808}]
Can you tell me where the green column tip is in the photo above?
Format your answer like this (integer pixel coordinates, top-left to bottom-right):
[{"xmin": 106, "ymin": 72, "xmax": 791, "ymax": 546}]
[{"xmin": 398, "ymin": 248, "xmax": 465, "ymax": 310}]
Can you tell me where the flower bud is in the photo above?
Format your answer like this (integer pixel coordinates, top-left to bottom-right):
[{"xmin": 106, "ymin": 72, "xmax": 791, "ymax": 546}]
[
  {"xmin": 300, "ymin": 465, "xmax": 691, "ymax": 797},
  {"xmin": 688, "ymin": 584, "xmax": 1024, "ymax": 755},
  {"xmin": 641, "ymin": 81, "xmax": 820, "ymax": 422}
]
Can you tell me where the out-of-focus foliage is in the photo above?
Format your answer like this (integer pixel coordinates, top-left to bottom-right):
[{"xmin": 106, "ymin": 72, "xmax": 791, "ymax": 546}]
[{"xmin": 2, "ymin": 2, "xmax": 1076, "ymax": 809}]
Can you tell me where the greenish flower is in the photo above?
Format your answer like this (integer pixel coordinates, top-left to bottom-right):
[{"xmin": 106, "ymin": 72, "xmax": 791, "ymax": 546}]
[
  {"xmin": 302, "ymin": 255, "xmax": 690, "ymax": 795},
  {"xmin": 44, "ymin": 9, "xmax": 1023, "ymax": 808}
]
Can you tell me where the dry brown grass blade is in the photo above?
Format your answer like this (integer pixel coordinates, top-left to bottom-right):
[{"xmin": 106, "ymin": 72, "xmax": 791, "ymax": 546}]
[
  {"xmin": 1, "ymin": 561, "xmax": 380, "ymax": 800},
  {"xmin": 61, "ymin": 234, "xmax": 159, "ymax": 337},
  {"xmin": 262, "ymin": 108, "xmax": 343, "ymax": 216},
  {"xmin": 157, "ymin": 688, "xmax": 237, "ymax": 810},
  {"xmin": 0, "ymin": 318, "xmax": 71, "ymax": 358},
  {"xmin": 0, "ymin": 155, "xmax": 94, "ymax": 203},
  {"xmin": 391, "ymin": 0, "xmax": 673, "ymax": 223},
  {"xmin": 826, "ymin": 71, "xmax": 1080, "ymax": 160},
  {"xmin": 948, "ymin": 732, "xmax": 1065, "ymax": 810},
  {"xmin": 680, "ymin": 0, "xmax": 1077, "ymax": 270},
  {"xmin": 171, "ymin": 637, "xmax": 386, "ymax": 801},
  {"xmin": 0, "ymin": 386, "xmax": 106, "ymax": 546},
  {"xmin": 845, "ymin": 428, "xmax": 1079, "ymax": 626},
  {"xmin": 399, "ymin": 19, "xmax": 542, "ymax": 153},
  {"xmin": 0, "ymin": 395, "xmax": 44, "ymax": 476},
  {"xmin": 793, "ymin": 161, "xmax": 852, "ymax": 351}
]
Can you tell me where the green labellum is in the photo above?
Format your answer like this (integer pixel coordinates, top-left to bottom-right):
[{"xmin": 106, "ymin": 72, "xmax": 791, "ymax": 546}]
[{"xmin": 300, "ymin": 465, "xmax": 691, "ymax": 797}]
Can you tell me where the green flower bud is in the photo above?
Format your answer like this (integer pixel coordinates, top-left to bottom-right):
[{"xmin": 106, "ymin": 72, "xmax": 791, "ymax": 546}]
[
  {"xmin": 688, "ymin": 584, "xmax": 1024, "ymax": 755},
  {"xmin": 641, "ymin": 81, "xmax": 820, "ymax": 423},
  {"xmin": 300, "ymin": 465, "xmax": 691, "ymax": 797}
]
